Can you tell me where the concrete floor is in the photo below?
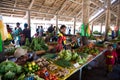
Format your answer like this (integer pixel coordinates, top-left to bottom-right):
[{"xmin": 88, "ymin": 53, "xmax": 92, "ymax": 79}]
[{"xmin": 82, "ymin": 67, "xmax": 108, "ymax": 80}]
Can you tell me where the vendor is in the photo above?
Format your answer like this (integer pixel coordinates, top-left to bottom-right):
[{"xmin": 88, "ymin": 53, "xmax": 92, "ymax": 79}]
[
  {"xmin": 56, "ymin": 25, "xmax": 67, "ymax": 52},
  {"xmin": 71, "ymin": 36, "xmax": 79, "ymax": 49},
  {"xmin": 71, "ymin": 33, "xmax": 82, "ymax": 49}
]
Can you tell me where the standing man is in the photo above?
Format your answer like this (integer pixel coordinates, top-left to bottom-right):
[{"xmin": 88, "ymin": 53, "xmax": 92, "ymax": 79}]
[
  {"xmin": 22, "ymin": 23, "xmax": 31, "ymax": 45},
  {"xmin": 48, "ymin": 24, "xmax": 54, "ymax": 33},
  {"xmin": 15, "ymin": 22, "xmax": 22, "ymax": 46}
]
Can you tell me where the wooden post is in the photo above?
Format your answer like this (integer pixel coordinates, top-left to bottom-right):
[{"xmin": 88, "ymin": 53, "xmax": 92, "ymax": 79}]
[
  {"xmin": 91, "ymin": 22, "xmax": 94, "ymax": 34},
  {"xmin": 105, "ymin": 0, "xmax": 111, "ymax": 40},
  {"xmin": 100, "ymin": 22, "xmax": 103, "ymax": 33},
  {"xmin": 82, "ymin": 0, "xmax": 89, "ymax": 45},
  {"xmin": 74, "ymin": 17, "xmax": 76, "ymax": 34},
  {"xmin": 116, "ymin": 0, "xmax": 120, "ymax": 37},
  {"xmin": 27, "ymin": 10, "xmax": 31, "ymax": 37},
  {"xmin": 28, "ymin": 10, "xmax": 31, "ymax": 28},
  {"xmin": 56, "ymin": 15, "xmax": 59, "ymax": 33}
]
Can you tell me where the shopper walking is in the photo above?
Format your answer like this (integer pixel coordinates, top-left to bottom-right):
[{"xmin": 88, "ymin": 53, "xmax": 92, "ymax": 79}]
[{"xmin": 104, "ymin": 44, "xmax": 117, "ymax": 73}]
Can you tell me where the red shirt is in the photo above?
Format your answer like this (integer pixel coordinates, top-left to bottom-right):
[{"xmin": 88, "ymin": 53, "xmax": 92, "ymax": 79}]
[
  {"xmin": 57, "ymin": 32, "xmax": 66, "ymax": 45},
  {"xmin": 104, "ymin": 50, "xmax": 117, "ymax": 65}
]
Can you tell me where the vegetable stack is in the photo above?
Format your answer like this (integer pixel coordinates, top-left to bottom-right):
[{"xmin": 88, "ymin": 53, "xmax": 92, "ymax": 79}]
[{"xmin": 0, "ymin": 60, "xmax": 22, "ymax": 80}]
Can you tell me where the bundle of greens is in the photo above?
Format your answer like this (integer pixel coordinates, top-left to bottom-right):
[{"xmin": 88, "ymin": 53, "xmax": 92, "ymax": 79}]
[
  {"xmin": 0, "ymin": 60, "xmax": 22, "ymax": 80},
  {"xmin": 25, "ymin": 38, "xmax": 48, "ymax": 51}
]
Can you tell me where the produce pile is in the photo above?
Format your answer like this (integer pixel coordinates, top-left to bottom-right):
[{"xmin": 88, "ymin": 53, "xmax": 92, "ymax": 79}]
[
  {"xmin": 4, "ymin": 47, "xmax": 16, "ymax": 56},
  {"xmin": 54, "ymin": 50, "xmax": 87, "ymax": 68},
  {"xmin": 2, "ymin": 36, "xmax": 105, "ymax": 80},
  {"xmin": 76, "ymin": 46, "xmax": 100, "ymax": 56},
  {"xmin": 36, "ymin": 68, "xmax": 58, "ymax": 80},
  {"xmin": 58, "ymin": 50, "xmax": 79, "ymax": 61},
  {"xmin": 24, "ymin": 38, "xmax": 48, "ymax": 51},
  {"xmin": 35, "ymin": 57, "xmax": 52, "ymax": 68},
  {"xmin": 0, "ymin": 60, "xmax": 22, "ymax": 80},
  {"xmin": 24, "ymin": 61, "xmax": 40, "ymax": 73}
]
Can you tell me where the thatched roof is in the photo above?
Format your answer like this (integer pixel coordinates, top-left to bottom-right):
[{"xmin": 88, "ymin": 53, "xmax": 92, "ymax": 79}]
[{"xmin": 0, "ymin": 0, "xmax": 119, "ymax": 23}]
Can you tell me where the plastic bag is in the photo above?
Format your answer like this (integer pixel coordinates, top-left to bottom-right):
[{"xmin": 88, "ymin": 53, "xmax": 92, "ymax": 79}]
[{"xmin": 0, "ymin": 15, "xmax": 8, "ymax": 41}]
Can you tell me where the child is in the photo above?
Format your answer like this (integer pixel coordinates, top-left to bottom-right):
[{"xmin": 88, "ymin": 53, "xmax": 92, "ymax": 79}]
[{"xmin": 104, "ymin": 44, "xmax": 117, "ymax": 73}]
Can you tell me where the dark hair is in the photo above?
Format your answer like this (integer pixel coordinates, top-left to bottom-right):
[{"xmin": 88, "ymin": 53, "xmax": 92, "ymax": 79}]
[
  {"xmin": 107, "ymin": 44, "xmax": 113, "ymax": 47},
  {"xmin": 6, "ymin": 24, "xmax": 9, "ymax": 27},
  {"xmin": 41, "ymin": 26, "xmax": 43, "ymax": 28},
  {"xmin": 117, "ymin": 42, "xmax": 120, "ymax": 45},
  {"xmin": 16, "ymin": 22, "xmax": 20, "ymax": 25},
  {"xmin": 24, "ymin": 23, "xmax": 28, "ymax": 28},
  {"xmin": 60, "ymin": 25, "xmax": 66, "ymax": 30}
]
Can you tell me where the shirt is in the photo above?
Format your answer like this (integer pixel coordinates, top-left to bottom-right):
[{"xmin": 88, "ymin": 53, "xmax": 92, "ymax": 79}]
[
  {"xmin": 57, "ymin": 32, "xmax": 66, "ymax": 45},
  {"xmin": 104, "ymin": 50, "xmax": 117, "ymax": 65}
]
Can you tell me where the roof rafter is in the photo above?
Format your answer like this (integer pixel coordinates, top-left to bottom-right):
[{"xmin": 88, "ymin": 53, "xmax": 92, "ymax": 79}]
[
  {"xmin": 11, "ymin": 0, "xmax": 18, "ymax": 17},
  {"xmin": 68, "ymin": 0, "xmax": 82, "ymax": 5},
  {"xmin": 55, "ymin": 0, "xmax": 67, "ymax": 15},
  {"xmin": 68, "ymin": 5, "xmax": 80, "ymax": 17},
  {"xmin": 24, "ymin": 0, "xmax": 35, "ymax": 18}
]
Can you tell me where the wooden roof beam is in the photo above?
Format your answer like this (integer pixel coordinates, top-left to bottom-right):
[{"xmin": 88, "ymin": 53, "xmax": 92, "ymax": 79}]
[
  {"xmin": 90, "ymin": 11, "xmax": 105, "ymax": 23},
  {"xmin": 68, "ymin": 5, "xmax": 80, "ymax": 17},
  {"xmin": 110, "ymin": 10, "xmax": 117, "ymax": 17},
  {"xmin": 90, "ymin": 0, "xmax": 101, "ymax": 8},
  {"xmin": 47, "ymin": 0, "xmax": 57, "ymax": 15},
  {"xmin": 28, "ymin": 0, "xmax": 34, "ymax": 9},
  {"xmin": 24, "ymin": 0, "xmax": 35, "ymax": 18},
  {"xmin": 90, "ymin": 6, "xmax": 98, "ymax": 11},
  {"xmin": 0, "ymin": 5, "xmax": 74, "ymax": 18},
  {"xmin": 11, "ymin": 0, "xmax": 18, "ymax": 17},
  {"xmin": 68, "ymin": 0, "xmax": 82, "ymax": 5},
  {"xmin": 89, "ymin": 0, "xmax": 118, "ymax": 23},
  {"xmin": 76, "ymin": 10, "xmax": 82, "ymax": 17},
  {"xmin": 55, "ymin": 0, "xmax": 67, "ymax": 14}
]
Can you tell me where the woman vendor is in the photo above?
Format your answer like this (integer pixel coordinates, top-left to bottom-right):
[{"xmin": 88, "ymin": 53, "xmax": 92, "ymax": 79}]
[{"xmin": 56, "ymin": 25, "xmax": 67, "ymax": 52}]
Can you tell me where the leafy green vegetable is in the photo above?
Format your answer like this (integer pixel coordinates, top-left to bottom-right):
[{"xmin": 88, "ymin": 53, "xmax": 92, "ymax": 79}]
[
  {"xmin": 54, "ymin": 59, "xmax": 72, "ymax": 68},
  {"xmin": 25, "ymin": 38, "xmax": 30, "ymax": 47},
  {"xmin": 72, "ymin": 52, "xmax": 79, "ymax": 60},
  {"xmin": 4, "ymin": 71, "xmax": 15, "ymax": 80},
  {"xmin": 17, "ymin": 73, "xmax": 25, "ymax": 80},
  {"xmin": 0, "ymin": 60, "xmax": 22, "ymax": 79},
  {"xmin": 30, "ymin": 38, "xmax": 48, "ymax": 51},
  {"xmin": 58, "ymin": 50, "xmax": 72, "ymax": 61}
]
